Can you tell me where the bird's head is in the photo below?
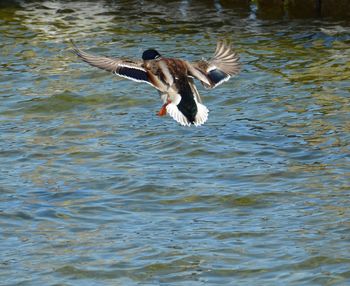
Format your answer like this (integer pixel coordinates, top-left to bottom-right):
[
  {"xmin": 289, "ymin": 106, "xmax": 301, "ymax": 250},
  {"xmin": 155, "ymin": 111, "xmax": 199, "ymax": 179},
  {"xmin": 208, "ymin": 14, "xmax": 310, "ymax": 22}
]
[{"xmin": 142, "ymin": 49, "xmax": 161, "ymax": 61}]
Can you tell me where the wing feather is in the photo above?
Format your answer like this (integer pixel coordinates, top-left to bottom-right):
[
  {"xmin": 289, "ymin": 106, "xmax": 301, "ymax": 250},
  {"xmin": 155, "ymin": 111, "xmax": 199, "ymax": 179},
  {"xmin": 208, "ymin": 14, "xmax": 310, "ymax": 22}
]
[
  {"xmin": 189, "ymin": 40, "xmax": 240, "ymax": 88},
  {"xmin": 71, "ymin": 40, "xmax": 151, "ymax": 85}
]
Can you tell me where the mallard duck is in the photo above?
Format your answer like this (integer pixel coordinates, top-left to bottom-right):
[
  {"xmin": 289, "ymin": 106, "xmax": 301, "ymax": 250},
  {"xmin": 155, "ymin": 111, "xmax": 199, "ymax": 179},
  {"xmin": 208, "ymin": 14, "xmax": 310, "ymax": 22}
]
[{"xmin": 71, "ymin": 40, "xmax": 240, "ymax": 126}]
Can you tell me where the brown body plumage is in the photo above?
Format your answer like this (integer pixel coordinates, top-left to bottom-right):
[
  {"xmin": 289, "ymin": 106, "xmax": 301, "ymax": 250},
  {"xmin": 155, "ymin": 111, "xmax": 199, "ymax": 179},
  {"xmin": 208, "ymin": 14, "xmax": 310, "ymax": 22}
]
[{"xmin": 71, "ymin": 40, "xmax": 240, "ymax": 126}]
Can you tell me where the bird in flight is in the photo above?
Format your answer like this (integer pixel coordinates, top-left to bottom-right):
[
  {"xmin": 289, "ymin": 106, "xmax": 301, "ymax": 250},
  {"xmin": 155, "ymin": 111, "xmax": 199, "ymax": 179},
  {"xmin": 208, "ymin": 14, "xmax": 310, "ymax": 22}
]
[{"xmin": 71, "ymin": 40, "xmax": 240, "ymax": 126}]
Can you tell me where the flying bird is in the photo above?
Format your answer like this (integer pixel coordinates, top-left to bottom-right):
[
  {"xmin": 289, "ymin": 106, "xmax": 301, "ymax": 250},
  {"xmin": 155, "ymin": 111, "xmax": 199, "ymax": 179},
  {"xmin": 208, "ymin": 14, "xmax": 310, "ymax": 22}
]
[{"xmin": 71, "ymin": 40, "xmax": 240, "ymax": 126}]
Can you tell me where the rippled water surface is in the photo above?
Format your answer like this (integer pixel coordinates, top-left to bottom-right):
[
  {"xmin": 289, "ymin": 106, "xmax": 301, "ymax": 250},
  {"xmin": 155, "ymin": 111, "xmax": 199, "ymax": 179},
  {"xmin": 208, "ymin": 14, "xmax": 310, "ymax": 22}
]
[{"xmin": 1, "ymin": 1, "xmax": 350, "ymax": 285}]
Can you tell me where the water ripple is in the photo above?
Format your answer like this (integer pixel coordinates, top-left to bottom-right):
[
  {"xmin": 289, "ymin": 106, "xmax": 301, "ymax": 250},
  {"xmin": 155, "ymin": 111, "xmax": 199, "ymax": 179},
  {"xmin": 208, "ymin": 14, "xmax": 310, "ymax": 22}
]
[{"xmin": 1, "ymin": 1, "xmax": 350, "ymax": 285}]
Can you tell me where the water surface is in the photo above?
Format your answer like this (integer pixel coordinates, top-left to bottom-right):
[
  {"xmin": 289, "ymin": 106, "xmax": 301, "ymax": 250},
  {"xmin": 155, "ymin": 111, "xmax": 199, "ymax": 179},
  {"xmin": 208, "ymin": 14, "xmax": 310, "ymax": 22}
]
[{"xmin": 1, "ymin": 1, "xmax": 350, "ymax": 285}]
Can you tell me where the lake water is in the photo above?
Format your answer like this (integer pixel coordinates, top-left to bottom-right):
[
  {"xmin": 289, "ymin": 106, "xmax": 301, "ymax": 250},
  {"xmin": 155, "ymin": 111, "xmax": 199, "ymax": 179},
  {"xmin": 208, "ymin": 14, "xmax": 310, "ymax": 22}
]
[{"xmin": 1, "ymin": 1, "xmax": 350, "ymax": 285}]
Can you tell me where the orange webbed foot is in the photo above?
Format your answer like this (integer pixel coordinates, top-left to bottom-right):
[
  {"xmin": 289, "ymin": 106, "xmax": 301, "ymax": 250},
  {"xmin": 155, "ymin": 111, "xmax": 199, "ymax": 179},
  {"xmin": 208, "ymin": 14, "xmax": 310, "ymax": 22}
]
[
  {"xmin": 157, "ymin": 100, "xmax": 171, "ymax": 116},
  {"xmin": 158, "ymin": 104, "xmax": 167, "ymax": 116}
]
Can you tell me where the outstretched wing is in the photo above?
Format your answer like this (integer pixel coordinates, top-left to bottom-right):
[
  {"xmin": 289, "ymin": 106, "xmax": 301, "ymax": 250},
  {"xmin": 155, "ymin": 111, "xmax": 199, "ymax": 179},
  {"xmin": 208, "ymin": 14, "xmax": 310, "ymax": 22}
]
[
  {"xmin": 71, "ymin": 40, "xmax": 151, "ymax": 85},
  {"xmin": 187, "ymin": 40, "xmax": 240, "ymax": 89}
]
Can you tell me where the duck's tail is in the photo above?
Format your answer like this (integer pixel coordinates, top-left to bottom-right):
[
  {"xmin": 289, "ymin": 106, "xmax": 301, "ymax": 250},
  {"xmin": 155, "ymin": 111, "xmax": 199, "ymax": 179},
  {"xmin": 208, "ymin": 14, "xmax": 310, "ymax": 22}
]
[{"xmin": 166, "ymin": 101, "xmax": 208, "ymax": 127}]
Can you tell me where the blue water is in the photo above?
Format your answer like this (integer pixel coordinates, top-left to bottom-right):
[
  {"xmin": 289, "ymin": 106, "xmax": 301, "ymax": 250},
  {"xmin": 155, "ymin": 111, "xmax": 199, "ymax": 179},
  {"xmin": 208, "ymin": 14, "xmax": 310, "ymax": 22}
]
[{"xmin": 1, "ymin": 1, "xmax": 350, "ymax": 285}]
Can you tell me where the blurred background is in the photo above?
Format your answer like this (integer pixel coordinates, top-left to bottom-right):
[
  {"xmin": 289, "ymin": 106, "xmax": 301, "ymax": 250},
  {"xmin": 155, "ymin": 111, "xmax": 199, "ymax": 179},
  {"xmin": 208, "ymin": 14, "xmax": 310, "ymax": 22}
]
[{"xmin": 1, "ymin": 1, "xmax": 350, "ymax": 285}]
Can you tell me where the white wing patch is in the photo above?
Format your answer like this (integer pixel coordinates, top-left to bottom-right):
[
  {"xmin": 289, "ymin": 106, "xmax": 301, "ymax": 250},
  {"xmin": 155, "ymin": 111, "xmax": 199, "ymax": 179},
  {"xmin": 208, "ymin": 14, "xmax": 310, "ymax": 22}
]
[
  {"xmin": 207, "ymin": 65, "xmax": 217, "ymax": 72},
  {"xmin": 118, "ymin": 63, "xmax": 144, "ymax": 70},
  {"xmin": 114, "ymin": 71, "xmax": 153, "ymax": 86},
  {"xmin": 211, "ymin": 75, "xmax": 231, "ymax": 88}
]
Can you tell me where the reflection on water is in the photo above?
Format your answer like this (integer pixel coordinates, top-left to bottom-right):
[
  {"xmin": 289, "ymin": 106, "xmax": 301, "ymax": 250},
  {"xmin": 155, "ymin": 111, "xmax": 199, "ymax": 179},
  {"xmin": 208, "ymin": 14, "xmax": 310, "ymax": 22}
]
[{"xmin": 1, "ymin": 1, "xmax": 350, "ymax": 285}]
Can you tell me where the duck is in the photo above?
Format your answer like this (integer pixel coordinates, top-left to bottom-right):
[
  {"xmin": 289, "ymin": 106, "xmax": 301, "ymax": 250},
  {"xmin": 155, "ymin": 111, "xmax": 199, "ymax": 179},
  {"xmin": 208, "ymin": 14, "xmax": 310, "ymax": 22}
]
[{"xmin": 71, "ymin": 39, "xmax": 240, "ymax": 126}]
